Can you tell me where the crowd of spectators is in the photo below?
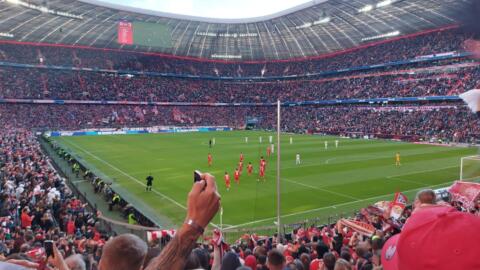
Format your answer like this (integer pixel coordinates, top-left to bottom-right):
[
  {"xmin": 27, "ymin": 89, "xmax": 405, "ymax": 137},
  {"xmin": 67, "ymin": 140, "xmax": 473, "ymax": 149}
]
[
  {"xmin": 1, "ymin": 136, "xmax": 478, "ymax": 270},
  {"xmin": 0, "ymin": 28, "xmax": 472, "ymax": 77},
  {"xmin": 0, "ymin": 104, "xmax": 477, "ymax": 142},
  {"xmin": 0, "ymin": 128, "xmax": 110, "ymax": 269},
  {"xmin": 0, "ymin": 65, "xmax": 478, "ymax": 102}
]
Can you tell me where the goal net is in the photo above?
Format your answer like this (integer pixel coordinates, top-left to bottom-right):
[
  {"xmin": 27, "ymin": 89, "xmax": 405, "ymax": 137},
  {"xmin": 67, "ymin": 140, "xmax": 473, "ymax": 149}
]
[{"xmin": 460, "ymin": 155, "xmax": 480, "ymax": 181}]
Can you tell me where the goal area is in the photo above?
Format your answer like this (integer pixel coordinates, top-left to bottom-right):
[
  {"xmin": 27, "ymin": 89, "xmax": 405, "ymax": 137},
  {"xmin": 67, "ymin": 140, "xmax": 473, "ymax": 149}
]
[{"xmin": 460, "ymin": 155, "xmax": 480, "ymax": 181}]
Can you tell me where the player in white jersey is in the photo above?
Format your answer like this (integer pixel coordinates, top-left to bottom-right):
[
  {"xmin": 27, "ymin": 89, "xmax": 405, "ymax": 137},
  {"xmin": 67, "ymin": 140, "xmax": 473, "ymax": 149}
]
[
  {"xmin": 290, "ymin": 137, "xmax": 293, "ymax": 144},
  {"xmin": 212, "ymin": 138, "xmax": 216, "ymax": 146},
  {"xmin": 245, "ymin": 137, "xmax": 248, "ymax": 143},
  {"xmin": 324, "ymin": 141, "xmax": 328, "ymax": 149},
  {"xmin": 271, "ymin": 144, "xmax": 275, "ymax": 154},
  {"xmin": 269, "ymin": 136, "xmax": 273, "ymax": 143},
  {"xmin": 296, "ymin": 153, "xmax": 301, "ymax": 165},
  {"xmin": 259, "ymin": 136, "xmax": 262, "ymax": 143},
  {"xmin": 335, "ymin": 140, "xmax": 339, "ymax": 148}
]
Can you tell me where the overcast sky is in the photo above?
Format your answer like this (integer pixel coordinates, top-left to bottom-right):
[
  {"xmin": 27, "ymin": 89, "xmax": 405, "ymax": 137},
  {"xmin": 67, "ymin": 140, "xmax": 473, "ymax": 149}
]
[{"xmin": 100, "ymin": 0, "xmax": 311, "ymax": 19}]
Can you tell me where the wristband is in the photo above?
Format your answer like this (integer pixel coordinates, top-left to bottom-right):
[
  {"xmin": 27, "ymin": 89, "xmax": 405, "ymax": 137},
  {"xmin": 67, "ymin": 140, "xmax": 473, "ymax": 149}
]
[{"xmin": 184, "ymin": 219, "xmax": 205, "ymax": 234}]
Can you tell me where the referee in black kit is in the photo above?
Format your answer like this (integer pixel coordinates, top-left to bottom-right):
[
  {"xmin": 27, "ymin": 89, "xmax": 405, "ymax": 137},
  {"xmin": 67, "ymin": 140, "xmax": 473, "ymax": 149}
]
[{"xmin": 146, "ymin": 173, "xmax": 154, "ymax": 191}]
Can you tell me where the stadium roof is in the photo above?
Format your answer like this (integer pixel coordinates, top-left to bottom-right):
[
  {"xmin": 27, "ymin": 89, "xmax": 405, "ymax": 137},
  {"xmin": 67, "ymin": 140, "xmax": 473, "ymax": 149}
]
[{"xmin": 0, "ymin": 0, "xmax": 472, "ymax": 61}]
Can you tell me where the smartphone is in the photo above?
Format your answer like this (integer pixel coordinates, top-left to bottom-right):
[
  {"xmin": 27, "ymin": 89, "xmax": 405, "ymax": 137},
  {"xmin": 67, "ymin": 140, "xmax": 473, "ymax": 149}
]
[
  {"xmin": 194, "ymin": 170, "xmax": 202, "ymax": 183},
  {"xmin": 44, "ymin": 240, "xmax": 54, "ymax": 258}
]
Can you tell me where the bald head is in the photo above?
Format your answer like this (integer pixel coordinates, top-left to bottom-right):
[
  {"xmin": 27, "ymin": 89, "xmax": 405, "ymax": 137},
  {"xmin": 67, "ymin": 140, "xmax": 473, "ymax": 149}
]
[
  {"xmin": 415, "ymin": 189, "xmax": 436, "ymax": 205},
  {"xmin": 99, "ymin": 234, "xmax": 148, "ymax": 270}
]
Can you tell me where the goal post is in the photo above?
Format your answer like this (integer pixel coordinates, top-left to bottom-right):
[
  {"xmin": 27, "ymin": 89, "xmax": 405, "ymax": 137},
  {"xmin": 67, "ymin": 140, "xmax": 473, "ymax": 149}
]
[{"xmin": 460, "ymin": 155, "xmax": 480, "ymax": 181}]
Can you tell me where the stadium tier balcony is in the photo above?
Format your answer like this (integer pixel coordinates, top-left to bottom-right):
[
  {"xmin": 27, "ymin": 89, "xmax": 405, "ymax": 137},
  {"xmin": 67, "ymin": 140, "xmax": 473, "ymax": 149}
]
[{"xmin": 0, "ymin": 28, "xmax": 471, "ymax": 77}]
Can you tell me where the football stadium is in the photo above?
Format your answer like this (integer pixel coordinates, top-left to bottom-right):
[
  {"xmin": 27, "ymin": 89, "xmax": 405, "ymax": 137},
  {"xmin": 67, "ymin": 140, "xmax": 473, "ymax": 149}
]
[{"xmin": 1, "ymin": 0, "xmax": 480, "ymax": 270}]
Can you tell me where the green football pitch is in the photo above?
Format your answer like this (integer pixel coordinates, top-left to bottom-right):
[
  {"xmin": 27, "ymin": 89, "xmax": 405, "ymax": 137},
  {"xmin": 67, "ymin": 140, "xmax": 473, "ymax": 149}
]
[{"xmin": 53, "ymin": 131, "xmax": 477, "ymax": 230}]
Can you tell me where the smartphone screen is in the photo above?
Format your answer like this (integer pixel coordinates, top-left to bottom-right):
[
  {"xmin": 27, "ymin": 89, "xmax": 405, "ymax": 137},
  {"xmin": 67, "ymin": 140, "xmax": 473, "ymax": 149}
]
[{"xmin": 194, "ymin": 170, "xmax": 202, "ymax": 183}]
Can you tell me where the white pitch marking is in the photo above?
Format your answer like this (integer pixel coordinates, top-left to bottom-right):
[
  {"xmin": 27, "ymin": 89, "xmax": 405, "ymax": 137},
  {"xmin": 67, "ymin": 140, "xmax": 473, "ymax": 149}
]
[
  {"xmin": 325, "ymin": 158, "xmax": 336, "ymax": 164},
  {"xmin": 386, "ymin": 165, "xmax": 458, "ymax": 179},
  {"xmin": 223, "ymin": 180, "xmax": 459, "ymax": 230},
  {"xmin": 282, "ymin": 177, "xmax": 359, "ymax": 200},
  {"xmin": 63, "ymin": 140, "xmax": 221, "ymax": 228}
]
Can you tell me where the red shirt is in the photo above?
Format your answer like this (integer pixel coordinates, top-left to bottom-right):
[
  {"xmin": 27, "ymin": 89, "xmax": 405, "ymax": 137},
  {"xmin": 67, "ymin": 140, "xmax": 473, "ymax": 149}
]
[
  {"xmin": 224, "ymin": 174, "xmax": 230, "ymax": 182},
  {"xmin": 247, "ymin": 164, "xmax": 253, "ymax": 172},
  {"xmin": 67, "ymin": 220, "xmax": 75, "ymax": 235},
  {"xmin": 234, "ymin": 171, "xmax": 240, "ymax": 179},
  {"xmin": 21, "ymin": 212, "xmax": 32, "ymax": 228},
  {"xmin": 240, "ymin": 154, "xmax": 244, "ymax": 161}
]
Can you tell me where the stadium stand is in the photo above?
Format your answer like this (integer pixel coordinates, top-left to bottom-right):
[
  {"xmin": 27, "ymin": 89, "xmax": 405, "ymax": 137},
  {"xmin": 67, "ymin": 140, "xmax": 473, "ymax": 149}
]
[
  {"xmin": 0, "ymin": 28, "xmax": 474, "ymax": 77},
  {"xmin": 1, "ymin": 0, "xmax": 480, "ymax": 269}
]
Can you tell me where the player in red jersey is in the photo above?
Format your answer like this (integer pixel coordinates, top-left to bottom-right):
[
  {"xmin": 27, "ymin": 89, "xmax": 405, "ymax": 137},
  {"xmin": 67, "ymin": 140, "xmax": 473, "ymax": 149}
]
[
  {"xmin": 234, "ymin": 169, "xmax": 240, "ymax": 184},
  {"xmin": 224, "ymin": 172, "xmax": 231, "ymax": 191},
  {"xmin": 247, "ymin": 162, "xmax": 253, "ymax": 175},
  {"xmin": 238, "ymin": 161, "xmax": 243, "ymax": 173},
  {"xmin": 267, "ymin": 146, "xmax": 271, "ymax": 157},
  {"xmin": 260, "ymin": 156, "xmax": 266, "ymax": 169},
  {"xmin": 240, "ymin": 152, "xmax": 244, "ymax": 162},
  {"xmin": 208, "ymin": 153, "xmax": 212, "ymax": 167},
  {"xmin": 258, "ymin": 165, "xmax": 265, "ymax": 182}
]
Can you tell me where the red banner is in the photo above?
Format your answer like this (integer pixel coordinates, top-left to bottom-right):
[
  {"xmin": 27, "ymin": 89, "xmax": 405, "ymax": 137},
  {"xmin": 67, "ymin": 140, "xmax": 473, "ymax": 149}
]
[
  {"xmin": 449, "ymin": 181, "xmax": 480, "ymax": 209},
  {"xmin": 118, "ymin": 21, "xmax": 133, "ymax": 45},
  {"xmin": 339, "ymin": 219, "xmax": 376, "ymax": 236}
]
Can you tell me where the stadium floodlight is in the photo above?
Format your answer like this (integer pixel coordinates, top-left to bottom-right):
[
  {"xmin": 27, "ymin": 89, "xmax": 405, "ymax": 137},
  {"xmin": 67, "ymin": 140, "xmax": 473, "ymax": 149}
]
[
  {"xmin": 358, "ymin": 4, "xmax": 374, "ymax": 12},
  {"xmin": 0, "ymin": 32, "xmax": 14, "ymax": 38},
  {"xmin": 6, "ymin": 0, "xmax": 20, "ymax": 4},
  {"xmin": 361, "ymin": 30, "xmax": 400, "ymax": 41},
  {"xmin": 295, "ymin": 22, "xmax": 313, "ymax": 29},
  {"xmin": 211, "ymin": 54, "xmax": 242, "ymax": 59},
  {"xmin": 376, "ymin": 0, "xmax": 393, "ymax": 8},
  {"xmin": 314, "ymin": 17, "xmax": 331, "ymax": 25}
]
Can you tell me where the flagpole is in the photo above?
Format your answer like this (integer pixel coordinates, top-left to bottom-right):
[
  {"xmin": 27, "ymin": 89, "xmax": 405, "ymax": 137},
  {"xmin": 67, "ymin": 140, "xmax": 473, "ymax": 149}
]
[
  {"xmin": 220, "ymin": 207, "xmax": 223, "ymax": 231},
  {"xmin": 276, "ymin": 100, "xmax": 281, "ymax": 241}
]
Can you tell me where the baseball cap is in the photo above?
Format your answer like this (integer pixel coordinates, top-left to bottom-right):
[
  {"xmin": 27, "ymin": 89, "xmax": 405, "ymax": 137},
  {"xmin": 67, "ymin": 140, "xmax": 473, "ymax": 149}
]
[{"xmin": 382, "ymin": 205, "xmax": 480, "ymax": 270}]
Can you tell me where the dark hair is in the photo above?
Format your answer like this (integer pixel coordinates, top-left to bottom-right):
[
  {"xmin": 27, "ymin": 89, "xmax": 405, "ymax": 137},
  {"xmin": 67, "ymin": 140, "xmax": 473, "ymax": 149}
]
[
  {"xmin": 258, "ymin": 255, "xmax": 267, "ymax": 265},
  {"xmin": 192, "ymin": 248, "xmax": 210, "ymax": 269},
  {"xmin": 340, "ymin": 250, "xmax": 352, "ymax": 262},
  {"xmin": 323, "ymin": 252, "xmax": 336, "ymax": 270},
  {"xmin": 267, "ymin": 249, "xmax": 285, "ymax": 267},
  {"xmin": 184, "ymin": 251, "xmax": 201, "ymax": 270}
]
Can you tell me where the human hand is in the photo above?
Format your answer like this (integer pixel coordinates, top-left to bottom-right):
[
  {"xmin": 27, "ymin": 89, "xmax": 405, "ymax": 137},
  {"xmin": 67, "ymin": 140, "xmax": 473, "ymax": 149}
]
[
  {"xmin": 50, "ymin": 243, "xmax": 69, "ymax": 270},
  {"xmin": 186, "ymin": 173, "xmax": 220, "ymax": 229}
]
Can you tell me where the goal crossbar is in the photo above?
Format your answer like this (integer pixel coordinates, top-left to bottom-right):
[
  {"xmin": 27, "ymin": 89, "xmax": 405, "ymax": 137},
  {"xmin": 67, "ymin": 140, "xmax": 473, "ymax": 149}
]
[{"xmin": 460, "ymin": 155, "xmax": 480, "ymax": 181}]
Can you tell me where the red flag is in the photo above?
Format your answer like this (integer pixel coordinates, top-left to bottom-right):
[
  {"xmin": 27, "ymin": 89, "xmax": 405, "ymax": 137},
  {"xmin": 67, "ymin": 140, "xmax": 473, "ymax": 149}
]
[
  {"xmin": 448, "ymin": 181, "xmax": 480, "ymax": 210},
  {"xmin": 389, "ymin": 192, "xmax": 408, "ymax": 220}
]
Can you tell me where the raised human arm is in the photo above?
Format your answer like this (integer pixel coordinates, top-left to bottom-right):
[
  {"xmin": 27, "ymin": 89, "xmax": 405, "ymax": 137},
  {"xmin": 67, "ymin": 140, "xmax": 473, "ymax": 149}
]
[{"xmin": 145, "ymin": 174, "xmax": 220, "ymax": 270}]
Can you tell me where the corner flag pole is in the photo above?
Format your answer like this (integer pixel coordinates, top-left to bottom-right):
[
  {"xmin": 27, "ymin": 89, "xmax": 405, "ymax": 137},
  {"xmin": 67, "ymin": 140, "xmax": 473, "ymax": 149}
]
[{"xmin": 276, "ymin": 100, "xmax": 281, "ymax": 241}]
